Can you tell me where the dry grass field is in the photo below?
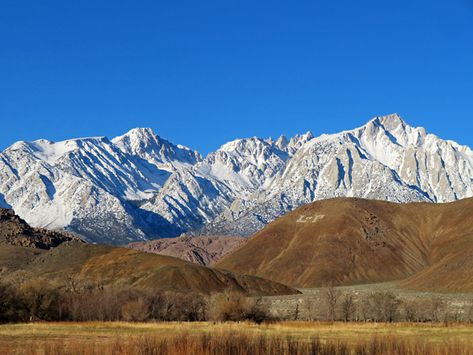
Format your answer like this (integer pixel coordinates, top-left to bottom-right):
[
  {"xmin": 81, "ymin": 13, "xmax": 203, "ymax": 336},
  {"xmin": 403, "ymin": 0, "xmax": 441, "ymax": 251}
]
[{"xmin": 1, "ymin": 321, "xmax": 473, "ymax": 354}]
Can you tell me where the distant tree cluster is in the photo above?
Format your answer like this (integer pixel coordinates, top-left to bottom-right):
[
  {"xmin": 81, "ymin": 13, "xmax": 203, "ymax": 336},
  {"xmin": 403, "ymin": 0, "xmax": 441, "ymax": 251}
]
[{"xmin": 297, "ymin": 285, "xmax": 473, "ymax": 323}]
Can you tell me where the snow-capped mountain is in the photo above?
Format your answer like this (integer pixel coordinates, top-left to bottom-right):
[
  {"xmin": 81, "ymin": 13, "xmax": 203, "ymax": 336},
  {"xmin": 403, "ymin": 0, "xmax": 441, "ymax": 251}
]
[{"xmin": 1, "ymin": 114, "xmax": 472, "ymax": 243}]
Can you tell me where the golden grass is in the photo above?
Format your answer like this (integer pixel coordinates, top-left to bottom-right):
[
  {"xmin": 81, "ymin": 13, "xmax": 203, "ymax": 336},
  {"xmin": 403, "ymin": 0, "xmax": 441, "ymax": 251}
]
[{"xmin": 1, "ymin": 321, "xmax": 473, "ymax": 354}]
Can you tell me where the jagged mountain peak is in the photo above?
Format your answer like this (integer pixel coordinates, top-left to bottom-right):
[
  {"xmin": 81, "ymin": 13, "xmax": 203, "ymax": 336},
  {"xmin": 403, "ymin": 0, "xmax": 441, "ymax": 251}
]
[
  {"xmin": 371, "ymin": 113, "xmax": 405, "ymax": 127},
  {"xmin": 198, "ymin": 136, "xmax": 289, "ymax": 191},
  {"xmin": 217, "ymin": 136, "xmax": 280, "ymax": 154},
  {"xmin": 112, "ymin": 126, "xmax": 195, "ymax": 150},
  {"xmin": 218, "ymin": 132, "xmax": 316, "ymax": 154},
  {"xmin": 113, "ymin": 127, "xmax": 162, "ymax": 147},
  {"xmin": 286, "ymin": 131, "xmax": 314, "ymax": 153},
  {"xmin": 112, "ymin": 127, "xmax": 202, "ymax": 168},
  {"xmin": 275, "ymin": 135, "xmax": 288, "ymax": 150},
  {"xmin": 113, "ymin": 127, "xmax": 167, "ymax": 150}
]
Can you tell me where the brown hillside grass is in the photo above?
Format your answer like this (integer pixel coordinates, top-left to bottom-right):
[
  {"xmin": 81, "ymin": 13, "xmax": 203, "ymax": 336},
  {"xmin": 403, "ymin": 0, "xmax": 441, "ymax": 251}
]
[
  {"xmin": 217, "ymin": 197, "xmax": 473, "ymax": 291},
  {"xmin": 0, "ymin": 242, "xmax": 297, "ymax": 297}
]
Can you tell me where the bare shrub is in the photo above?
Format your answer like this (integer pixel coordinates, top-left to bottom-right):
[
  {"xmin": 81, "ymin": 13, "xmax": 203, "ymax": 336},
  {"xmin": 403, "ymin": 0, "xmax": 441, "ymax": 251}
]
[
  {"xmin": 121, "ymin": 298, "xmax": 150, "ymax": 321},
  {"xmin": 211, "ymin": 292, "xmax": 248, "ymax": 321},
  {"xmin": 244, "ymin": 297, "xmax": 271, "ymax": 324},
  {"xmin": 402, "ymin": 298, "xmax": 422, "ymax": 322},
  {"xmin": 159, "ymin": 292, "xmax": 208, "ymax": 321},
  {"xmin": 304, "ymin": 297, "xmax": 317, "ymax": 321},
  {"xmin": 465, "ymin": 300, "xmax": 473, "ymax": 323},
  {"xmin": 210, "ymin": 293, "xmax": 270, "ymax": 323},
  {"xmin": 357, "ymin": 295, "xmax": 372, "ymax": 322}
]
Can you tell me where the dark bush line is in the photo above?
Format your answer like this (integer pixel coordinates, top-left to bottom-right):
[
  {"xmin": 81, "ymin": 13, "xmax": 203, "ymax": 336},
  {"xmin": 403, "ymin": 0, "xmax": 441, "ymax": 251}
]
[
  {"xmin": 0, "ymin": 281, "xmax": 209, "ymax": 323},
  {"xmin": 0, "ymin": 280, "xmax": 271, "ymax": 323},
  {"xmin": 2, "ymin": 280, "xmax": 473, "ymax": 324}
]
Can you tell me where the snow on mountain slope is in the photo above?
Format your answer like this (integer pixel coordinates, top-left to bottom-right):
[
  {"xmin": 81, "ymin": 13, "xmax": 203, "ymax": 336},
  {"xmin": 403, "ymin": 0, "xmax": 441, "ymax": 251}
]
[
  {"xmin": 196, "ymin": 137, "xmax": 289, "ymax": 192},
  {"xmin": 0, "ymin": 114, "xmax": 471, "ymax": 243},
  {"xmin": 137, "ymin": 169, "xmax": 234, "ymax": 236},
  {"xmin": 199, "ymin": 114, "xmax": 473, "ymax": 235},
  {"xmin": 112, "ymin": 128, "xmax": 202, "ymax": 171},
  {"xmin": 0, "ymin": 142, "xmax": 145, "ymax": 243}
]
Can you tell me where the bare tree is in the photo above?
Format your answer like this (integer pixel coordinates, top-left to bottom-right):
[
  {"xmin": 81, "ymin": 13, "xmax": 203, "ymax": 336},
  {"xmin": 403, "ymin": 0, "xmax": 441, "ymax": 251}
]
[
  {"xmin": 340, "ymin": 293, "xmax": 356, "ymax": 321},
  {"xmin": 369, "ymin": 292, "xmax": 400, "ymax": 322},
  {"xmin": 322, "ymin": 284, "xmax": 340, "ymax": 321},
  {"xmin": 466, "ymin": 300, "xmax": 473, "ymax": 323},
  {"xmin": 401, "ymin": 299, "xmax": 420, "ymax": 322},
  {"xmin": 244, "ymin": 297, "xmax": 270, "ymax": 324},
  {"xmin": 305, "ymin": 297, "xmax": 317, "ymax": 321},
  {"xmin": 429, "ymin": 298, "xmax": 446, "ymax": 323},
  {"xmin": 293, "ymin": 303, "xmax": 300, "ymax": 320}
]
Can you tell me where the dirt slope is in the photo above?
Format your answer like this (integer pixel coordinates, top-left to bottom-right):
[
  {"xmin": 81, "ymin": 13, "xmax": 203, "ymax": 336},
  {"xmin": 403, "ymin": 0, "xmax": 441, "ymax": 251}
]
[{"xmin": 216, "ymin": 198, "xmax": 473, "ymax": 292}]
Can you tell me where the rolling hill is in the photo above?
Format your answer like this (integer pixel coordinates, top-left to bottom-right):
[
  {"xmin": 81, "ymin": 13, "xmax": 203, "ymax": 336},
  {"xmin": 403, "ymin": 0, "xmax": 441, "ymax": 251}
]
[
  {"xmin": 0, "ymin": 208, "xmax": 296, "ymax": 296},
  {"xmin": 216, "ymin": 197, "xmax": 473, "ymax": 292},
  {"xmin": 1, "ymin": 242, "xmax": 296, "ymax": 296}
]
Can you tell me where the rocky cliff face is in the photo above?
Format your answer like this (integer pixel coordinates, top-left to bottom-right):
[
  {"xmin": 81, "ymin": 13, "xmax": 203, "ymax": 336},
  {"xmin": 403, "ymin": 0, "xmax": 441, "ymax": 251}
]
[{"xmin": 0, "ymin": 114, "xmax": 471, "ymax": 243}]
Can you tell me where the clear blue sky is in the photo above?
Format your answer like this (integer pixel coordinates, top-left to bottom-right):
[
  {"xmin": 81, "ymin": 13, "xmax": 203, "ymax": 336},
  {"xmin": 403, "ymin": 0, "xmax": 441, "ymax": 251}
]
[{"xmin": 1, "ymin": 0, "xmax": 472, "ymax": 154}]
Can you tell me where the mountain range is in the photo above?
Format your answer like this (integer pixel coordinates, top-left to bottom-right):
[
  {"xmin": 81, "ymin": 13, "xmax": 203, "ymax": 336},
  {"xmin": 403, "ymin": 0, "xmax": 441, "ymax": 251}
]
[{"xmin": 1, "ymin": 114, "xmax": 472, "ymax": 244}]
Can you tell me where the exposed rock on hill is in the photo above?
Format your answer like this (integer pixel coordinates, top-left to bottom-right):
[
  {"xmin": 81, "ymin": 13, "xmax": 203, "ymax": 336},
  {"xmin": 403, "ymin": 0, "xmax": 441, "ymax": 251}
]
[
  {"xmin": 128, "ymin": 235, "xmax": 247, "ymax": 266},
  {"xmin": 0, "ymin": 208, "xmax": 83, "ymax": 249}
]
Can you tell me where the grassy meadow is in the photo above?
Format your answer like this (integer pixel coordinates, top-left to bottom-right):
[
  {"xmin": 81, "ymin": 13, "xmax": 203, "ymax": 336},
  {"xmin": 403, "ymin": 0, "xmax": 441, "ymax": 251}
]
[{"xmin": 1, "ymin": 321, "xmax": 473, "ymax": 354}]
